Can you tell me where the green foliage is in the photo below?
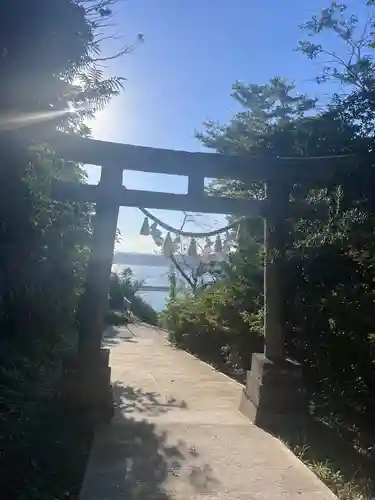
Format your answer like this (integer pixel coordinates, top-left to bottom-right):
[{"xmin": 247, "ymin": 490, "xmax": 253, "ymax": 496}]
[
  {"xmin": 109, "ymin": 268, "xmax": 158, "ymax": 326},
  {"xmin": 109, "ymin": 268, "xmax": 141, "ymax": 311},
  {"xmin": 0, "ymin": 140, "xmax": 92, "ymax": 499},
  {"xmin": 197, "ymin": 77, "xmax": 316, "ymax": 157},
  {"xmin": 160, "ymin": 246, "xmax": 264, "ymax": 378},
  {"xmin": 0, "ymin": 0, "xmax": 132, "ymax": 497},
  {"xmin": 297, "ymin": 1, "xmax": 375, "ymax": 91},
  {"xmin": 131, "ymin": 294, "xmax": 159, "ymax": 326},
  {"xmin": 164, "ymin": 2, "xmax": 375, "ymax": 430},
  {"xmin": 0, "ymin": 0, "xmax": 130, "ymax": 135},
  {"xmin": 105, "ymin": 310, "xmax": 131, "ymax": 326}
]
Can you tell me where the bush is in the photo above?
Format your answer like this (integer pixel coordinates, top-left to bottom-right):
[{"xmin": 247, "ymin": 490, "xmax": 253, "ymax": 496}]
[
  {"xmin": 0, "ymin": 0, "xmax": 129, "ymax": 497},
  {"xmin": 160, "ymin": 280, "xmax": 263, "ymax": 379},
  {"xmin": 105, "ymin": 310, "xmax": 131, "ymax": 326},
  {"xmin": 108, "ymin": 270, "xmax": 158, "ymax": 326},
  {"xmin": 131, "ymin": 294, "xmax": 158, "ymax": 325}
]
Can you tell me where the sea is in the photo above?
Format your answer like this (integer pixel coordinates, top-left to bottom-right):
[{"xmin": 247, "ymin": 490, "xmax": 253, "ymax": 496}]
[{"xmin": 114, "ymin": 264, "xmax": 170, "ymax": 312}]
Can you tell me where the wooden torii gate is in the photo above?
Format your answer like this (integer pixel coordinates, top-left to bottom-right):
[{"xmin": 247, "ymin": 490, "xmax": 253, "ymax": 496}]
[{"xmin": 46, "ymin": 132, "xmax": 353, "ymax": 425}]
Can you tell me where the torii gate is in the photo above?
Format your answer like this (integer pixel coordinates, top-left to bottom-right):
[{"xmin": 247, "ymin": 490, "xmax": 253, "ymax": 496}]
[{"xmin": 46, "ymin": 132, "xmax": 353, "ymax": 425}]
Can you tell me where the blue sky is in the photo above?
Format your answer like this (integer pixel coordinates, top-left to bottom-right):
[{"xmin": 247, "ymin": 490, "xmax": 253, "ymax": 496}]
[{"xmin": 87, "ymin": 0, "xmax": 362, "ymax": 253}]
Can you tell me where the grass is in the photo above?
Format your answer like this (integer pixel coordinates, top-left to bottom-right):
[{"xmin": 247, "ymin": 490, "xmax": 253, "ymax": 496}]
[
  {"xmin": 280, "ymin": 437, "xmax": 374, "ymax": 500},
  {"xmin": 271, "ymin": 408, "xmax": 375, "ymax": 500},
  {"xmin": 310, "ymin": 462, "xmax": 373, "ymax": 500}
]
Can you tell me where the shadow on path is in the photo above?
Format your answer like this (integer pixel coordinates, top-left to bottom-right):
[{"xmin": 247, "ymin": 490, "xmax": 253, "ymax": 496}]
[
  {"xmin": 80, "ymin": 324, "xmax": 222, "ymax": 498},
  {"xmin": 115, "ymin": 384, "xmax": 188, "ymax": 417},
  {"xmin": 102, "ymin": 325, "xmax": 138, "ymax": 346},
  {"xmin": 82, "ymin": 380, "xmax": 220, "ymax": 499}
]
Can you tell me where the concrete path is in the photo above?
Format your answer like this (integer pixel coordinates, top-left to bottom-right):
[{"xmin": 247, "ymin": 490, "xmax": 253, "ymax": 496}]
[{"xmin": 79, "ymin": 324, "xmax": 337, "ymax": 500}]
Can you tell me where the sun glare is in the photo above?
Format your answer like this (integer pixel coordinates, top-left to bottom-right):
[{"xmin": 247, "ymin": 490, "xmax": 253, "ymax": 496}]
[{"xmin": 0, "ymin": 105, "xmax": 79, "ymax": 131}]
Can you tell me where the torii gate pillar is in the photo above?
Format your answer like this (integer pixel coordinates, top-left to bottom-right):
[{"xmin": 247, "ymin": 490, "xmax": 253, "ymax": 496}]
[
  {"xmin": 239, "ymin": 180, "xmax": 306, "ymax": 427},
  {"xmin": 61, "ymin": 166, "xmax": 123, "ymax": 423}
]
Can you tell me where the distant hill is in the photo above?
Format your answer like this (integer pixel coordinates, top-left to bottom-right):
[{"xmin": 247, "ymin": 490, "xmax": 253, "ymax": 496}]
[
  {"xmin": 113, "ymin": 252, "xmax": 195, "ymax": 268},
  {"xmin": 113, "ymin": 252, "xmax": 169, "ymax": 267}
]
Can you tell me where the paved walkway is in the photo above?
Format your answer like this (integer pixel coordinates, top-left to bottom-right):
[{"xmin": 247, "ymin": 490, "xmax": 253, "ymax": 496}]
[{"xmin": 79, "ymin": 324, "xmax": 337, "ymax": 500}]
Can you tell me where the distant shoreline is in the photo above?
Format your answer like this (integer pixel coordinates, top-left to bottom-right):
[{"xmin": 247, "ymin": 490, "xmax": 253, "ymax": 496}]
[
  {"xmin": 112, "ymin": 262, "xmax": 169, "ymax": 312},
  {"xmin": 113, "ymin": 251, "xmax": 195, "ymax": 268},
  {"xmin": 113, "ymin": 252, "xmax": 170, "ymax": 267}
]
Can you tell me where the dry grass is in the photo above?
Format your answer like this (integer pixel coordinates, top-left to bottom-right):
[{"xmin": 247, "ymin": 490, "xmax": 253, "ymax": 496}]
[{"xmin": 279, "ymin": 436, "xmax": 374, "ymax": 500}]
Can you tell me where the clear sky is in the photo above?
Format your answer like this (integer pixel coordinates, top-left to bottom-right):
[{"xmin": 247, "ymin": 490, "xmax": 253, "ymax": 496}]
[{"xmin": 87, "ymin": 0, "xmax": 361, "ymax": 253}]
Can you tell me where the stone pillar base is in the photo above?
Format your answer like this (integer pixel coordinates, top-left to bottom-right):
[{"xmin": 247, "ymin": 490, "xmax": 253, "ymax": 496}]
[
  {"xmin": 59, "ymin": 348, "xmax": 114, "ymax": 426},
  {"xmin": 239, "ymin": 353, "xmax": 307, "ymax": 427}
]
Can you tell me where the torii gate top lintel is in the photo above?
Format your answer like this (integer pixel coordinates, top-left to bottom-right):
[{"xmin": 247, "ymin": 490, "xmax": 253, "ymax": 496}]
[
  {"xmin": 50, "ymin": 132, "xmax": 354, "ymax": 182},
  {"xmin": 48, "ymin": 132, "xmax": 355, "ymax": 218}
]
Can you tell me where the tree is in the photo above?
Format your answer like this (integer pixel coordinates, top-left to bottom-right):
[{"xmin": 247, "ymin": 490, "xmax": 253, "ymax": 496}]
[
  {"xmin": 297, "ymin": 1, "xmax": 375, "ymax": 137},
  {"xmin": 0, "ymin": 0, "xmax": 142, "ymax": 135},
  {"xmin": 160, "ymin": 239, "xmax": 264, "ymax": 375},
  {"xmin": 297, "ymin": 1, "xmax": 375, "ymax": 92},
  {"xmin": 109, "ymin": 268, "xmax": 158, "ymax": 325},
  {"xmin": 0, "ymin": 1, "xmax": 139, "ymax": 497},
  {"xmin": 165, "ymin": 64, "xmax": 375, "ymax": 416},
  {"xmin": 161, "ymin": 79, "xmax": 317, "ymax": 374},
  {"xmin": 109, "ymin": 268, "xmax": 142, "ymax": 310},
  {"xmin": 197, "ymin": 77, "xmax": 316, "ymax": 156},
  {"xmin": 142, "ymin": 211, "xmax": 229, "ymax": 294}
]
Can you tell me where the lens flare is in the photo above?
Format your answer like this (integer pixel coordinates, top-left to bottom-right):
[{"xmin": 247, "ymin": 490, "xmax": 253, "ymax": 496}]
[{"xmin": 0, "ymin": 106, "xmax": 79, "ymax": 131}]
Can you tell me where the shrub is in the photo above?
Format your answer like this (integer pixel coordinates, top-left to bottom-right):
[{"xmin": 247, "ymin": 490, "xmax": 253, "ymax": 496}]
[
  {"xmin": 131, "ymin": 294, "xmax": 158, "ymax": 325},
  {"xmin": 160, "ymin": 280, "xmax": 263, "ymax": 379}
]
